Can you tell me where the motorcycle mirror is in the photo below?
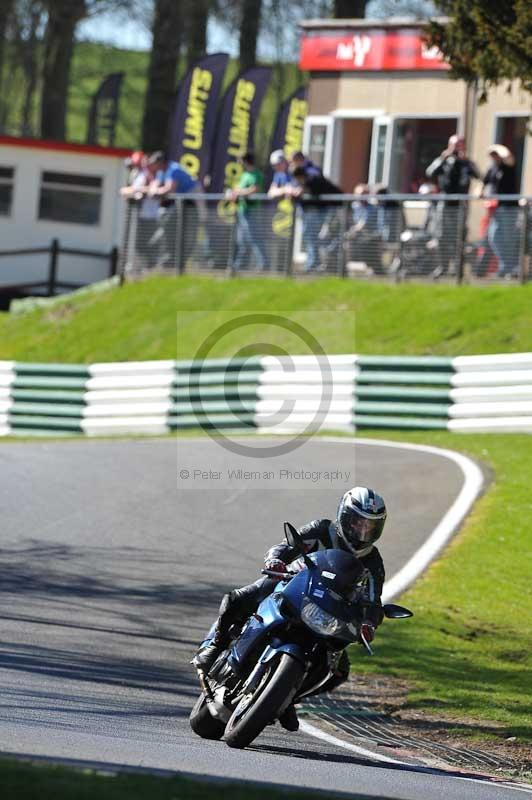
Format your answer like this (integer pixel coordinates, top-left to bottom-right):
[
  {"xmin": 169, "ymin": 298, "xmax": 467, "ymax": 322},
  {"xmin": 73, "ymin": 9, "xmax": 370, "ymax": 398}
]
[
  {"xmin": 284, "ymin": 521, "xmax": 304, "ymax": 552},
  {"xmin": 284, "ymin": 522, "xmax": 314, "ymax": 569},
  {"xmin": 383, "ymin": 603, "xmax": 413, "ymax": 619}
]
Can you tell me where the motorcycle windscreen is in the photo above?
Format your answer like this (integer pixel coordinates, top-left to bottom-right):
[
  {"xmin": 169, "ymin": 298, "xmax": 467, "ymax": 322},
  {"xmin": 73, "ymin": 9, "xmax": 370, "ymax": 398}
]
[{"xmin": 310, "ymin": 549, "xmax": 366, "ymax": 603}]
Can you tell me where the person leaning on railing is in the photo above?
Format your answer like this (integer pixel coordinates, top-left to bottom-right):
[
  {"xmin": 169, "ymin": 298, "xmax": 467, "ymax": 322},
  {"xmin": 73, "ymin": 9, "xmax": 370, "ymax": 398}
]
[
  {"xmin": 290, "ymin": 166, "xmax": 343, "ymax": 273},
  {"xmin": 145, "ymin": 151, "xmax": 200, "ymax": 269},
  {"xmin": 227, "ymin": 151, "xmax": 268, "ymax": 272},
  {"xmin": 120, "ymin": 151, "xmax": 161, "ymax": 270},
  {"xmin": 480, "ymin": 144, "xmax": 519, "ymax": 279}
]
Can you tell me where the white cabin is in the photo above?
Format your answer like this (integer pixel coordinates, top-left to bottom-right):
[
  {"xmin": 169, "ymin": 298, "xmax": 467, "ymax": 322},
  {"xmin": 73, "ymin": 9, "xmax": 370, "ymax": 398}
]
[{"xmin": 0, "ymin": 136, "xmax": 129, "ymax": 295}]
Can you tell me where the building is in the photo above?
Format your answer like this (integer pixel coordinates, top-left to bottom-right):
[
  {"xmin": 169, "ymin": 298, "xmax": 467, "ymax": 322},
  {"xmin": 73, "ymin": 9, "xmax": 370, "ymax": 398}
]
[
  {"xmin": 0, "ymin": 136, "xmax": 129, "ymax": 294},
  {"xmin": 299, "ymin": 18, "xmax": 530, "ymax": 195}
]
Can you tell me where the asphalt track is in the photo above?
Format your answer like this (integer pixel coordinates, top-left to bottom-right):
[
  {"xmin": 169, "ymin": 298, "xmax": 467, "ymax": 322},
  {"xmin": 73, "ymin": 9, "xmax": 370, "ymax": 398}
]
[{"xmin": 0, "ymin": 437, "xmax": 525, "ymax": 799}]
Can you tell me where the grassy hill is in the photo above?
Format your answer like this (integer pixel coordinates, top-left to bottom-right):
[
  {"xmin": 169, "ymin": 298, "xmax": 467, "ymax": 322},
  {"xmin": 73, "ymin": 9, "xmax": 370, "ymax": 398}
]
[
  {"xmin": 2, "ymin": 41, "xmax": 303, "ymax": 165},
  {"xmin": 1, "ymin": 275, "xmax": 531, "ymax": 363}
]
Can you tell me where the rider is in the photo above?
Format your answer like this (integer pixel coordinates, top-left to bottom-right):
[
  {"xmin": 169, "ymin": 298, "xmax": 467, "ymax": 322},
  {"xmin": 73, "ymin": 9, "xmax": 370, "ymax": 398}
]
[{"xmin": 193, "ymin": 486, "xmax": 387, "ymax": 732}]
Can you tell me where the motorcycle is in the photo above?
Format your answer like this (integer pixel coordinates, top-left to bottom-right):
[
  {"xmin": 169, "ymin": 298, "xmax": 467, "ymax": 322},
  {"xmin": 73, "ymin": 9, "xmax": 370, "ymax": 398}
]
[{"xmin": 190, "ymin": 522, "xmax": 413, "ymax": 749}]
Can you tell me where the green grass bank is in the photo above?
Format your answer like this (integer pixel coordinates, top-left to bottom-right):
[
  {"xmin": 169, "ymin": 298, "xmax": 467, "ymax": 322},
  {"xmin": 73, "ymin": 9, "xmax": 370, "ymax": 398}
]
[
  {"xmin": 1, "ymin": 275, "xmax": 532, "ymax": 362},
  {"xmin": 350, "ymin": 431, "xmax": 532, "ymax": 744}
]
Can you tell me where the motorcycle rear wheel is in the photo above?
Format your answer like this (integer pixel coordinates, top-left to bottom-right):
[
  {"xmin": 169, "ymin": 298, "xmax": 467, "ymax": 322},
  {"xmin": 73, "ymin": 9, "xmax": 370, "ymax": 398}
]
[
  {"xmin": 224, "ymin": 654, "xmax": 304, "ymax": 749},
  {"xmin": 189, "ymin": 693, "xmax": 226, "ymax": 740}
]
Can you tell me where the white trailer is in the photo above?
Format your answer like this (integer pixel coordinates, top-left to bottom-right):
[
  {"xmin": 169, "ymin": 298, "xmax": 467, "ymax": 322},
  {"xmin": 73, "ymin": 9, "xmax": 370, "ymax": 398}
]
[{"xmin": 0, "ymin": 135, "xmax": 129, "ymax": 295}]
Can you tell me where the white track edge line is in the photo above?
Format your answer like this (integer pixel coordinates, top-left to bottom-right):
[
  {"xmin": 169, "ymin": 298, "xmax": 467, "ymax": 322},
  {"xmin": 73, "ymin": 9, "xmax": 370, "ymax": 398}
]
[
  {"xmin": 299, "ymin": 720, "xmax": 407, "ymax": 765},
  {"xmin": 301, "ymin": 721, "xmax": 532, "ymax": 795},
  {"xmin": 319, "ymin": 436, "xmax": 485, "ymax": 602}
]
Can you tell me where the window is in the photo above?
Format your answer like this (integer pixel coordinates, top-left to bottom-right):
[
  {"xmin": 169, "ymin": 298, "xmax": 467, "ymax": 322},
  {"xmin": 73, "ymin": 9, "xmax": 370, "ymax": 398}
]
[
  {"xmin": 388, "ymin": 117, "xmax": 458, "ymax": 192},
  {"xmin": 0, "ymin": 166, "xmax": 14, "ymax": 216},
  {"xmin": 38, "ymin": 171, "xmax": 103, "ymax": 225},
  {"xmin": 373, "ymin": 123, "xmax": 388, "ymax": 185},
  {"xmin": 495, "ymin": 116, "xmax": 528, "ymax": 191},
  {"xmin": 308, "ymin": 124, "xmax": 328, "ymax": 170}
]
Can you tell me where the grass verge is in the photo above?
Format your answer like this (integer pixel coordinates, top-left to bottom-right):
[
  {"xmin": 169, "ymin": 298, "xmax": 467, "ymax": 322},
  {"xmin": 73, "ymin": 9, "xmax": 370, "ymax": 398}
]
[
  {"xmin": 348, "ymin": 431, "xmax": 532, "ymax": 745},
  {"xmin": 1, "ymin": 275, "xmax": 532, "ymax": 362},
  {"xmin": 0, "ymin": 758, "xmax": 384, "ymax": 800}
]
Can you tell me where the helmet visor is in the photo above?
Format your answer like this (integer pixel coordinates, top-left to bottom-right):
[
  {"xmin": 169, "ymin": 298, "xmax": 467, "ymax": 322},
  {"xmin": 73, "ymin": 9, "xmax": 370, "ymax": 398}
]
[{"xmin": 341, "ymin": 514, "xmax": 385, "ymax": 547}]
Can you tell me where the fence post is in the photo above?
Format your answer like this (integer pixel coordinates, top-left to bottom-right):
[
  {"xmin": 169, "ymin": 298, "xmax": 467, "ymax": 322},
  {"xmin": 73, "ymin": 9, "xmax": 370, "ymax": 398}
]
[
  {"xmin": 340, "ymin": 200, "xmax": 350, "ymax": 278},
  {"xmin": 455, "ymin": 199, "xmax": 466, "ymax": 285},
  {"xmin": 518, "ymin": 201, "xmax": 529, "ymax": 285},
  {"xmin": 109, "ymin": 245, "xmax": 119, "ymax": 278},
  {"xmin": 226, "ymin": 204, "xmax": 237, "ymax": 278},
  {"xmin": 176, "ymin": 197, "xmax": 185, "ymax": 274},
  {"xmin": 285, "ymin": 201, "xmax": 296, "ymax": 277},
  {"xmin": 119, "ymin": 200, "xmax": 138, "ymax": 283},
  {"xmin": 47, "ymin": 238, "xmax": 59, "ymax": 296}
]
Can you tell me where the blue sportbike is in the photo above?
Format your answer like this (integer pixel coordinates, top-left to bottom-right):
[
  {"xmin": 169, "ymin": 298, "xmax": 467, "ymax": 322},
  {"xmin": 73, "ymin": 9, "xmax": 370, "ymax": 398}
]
[{"xmin": 190, "ymin": 522, "xmax": 412, "ymax": 749}]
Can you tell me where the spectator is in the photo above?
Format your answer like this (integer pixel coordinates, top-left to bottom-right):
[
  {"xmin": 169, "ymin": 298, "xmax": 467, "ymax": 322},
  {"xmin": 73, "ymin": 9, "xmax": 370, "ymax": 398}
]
[
  {"xmin": 426, "ymin": 134, "xmax": 480, "ymax": 279},
  {"xmin": 146, "ymin": 151, "xmax": 200, "ymax": 268},
  {"xmin": 268, "ymin": 150, "xmax": 291, "ymax": 198},
  {"xmin": 373, "ymin": 184, "xmax": 404, "ymax": 246},
  {"xmin": 120, "ymin": 153, "xmax": 161, "ymax": 269},
  {"xmin": 345, "ymin": 184, "xmax": 382, "ymax": 274},
  {"xmin": 123, "ymin": 150, "xmax": 145, "ymax": 185},
  {"xmin": 291, "ymin": 165, "xmax": 342, "ymax": 272},
  {"xmin": 481, "ymin": 144, "xmax": 519, "ymax": 278},
  {"xmin": 267, "ymin": 150, "xmax": 293, "ymax": 271},
  {"xmin": 228, "ymin": 151, "xmax": 268, "ymax": 272},
  {"xmin": 290, "ymin": 151, "xmax": 322, "ymax": 178}
]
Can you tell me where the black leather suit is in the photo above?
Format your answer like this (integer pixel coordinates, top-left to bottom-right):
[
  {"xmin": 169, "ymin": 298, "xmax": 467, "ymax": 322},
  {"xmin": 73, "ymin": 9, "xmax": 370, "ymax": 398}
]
[{"xmin": 210, "ymin": 519, "xmax": 386, "ymax": 693}]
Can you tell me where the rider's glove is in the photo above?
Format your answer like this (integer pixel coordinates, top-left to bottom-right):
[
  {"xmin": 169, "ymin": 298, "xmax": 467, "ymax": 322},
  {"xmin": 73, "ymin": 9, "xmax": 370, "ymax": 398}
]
[
  {"xmin": 359, "ymin": 622, "xmax": 375, "ymax": 644},
  {"xmin": 264, "ymin": 558, "xmax": 287, "ymax": 580}
]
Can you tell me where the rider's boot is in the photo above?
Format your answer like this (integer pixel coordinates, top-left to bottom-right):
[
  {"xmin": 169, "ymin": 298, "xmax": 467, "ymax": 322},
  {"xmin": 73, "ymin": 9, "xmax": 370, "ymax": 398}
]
[
  {"xmin": 279, "ymin": 703, "xmax": 299, "ymax": 732},
  {"xmin": 192, "ymin": 630, "xmax": 228, "ymax": 673}
]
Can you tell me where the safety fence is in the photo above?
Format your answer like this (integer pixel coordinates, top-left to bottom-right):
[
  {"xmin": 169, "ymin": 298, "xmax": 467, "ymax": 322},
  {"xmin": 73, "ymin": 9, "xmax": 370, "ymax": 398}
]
[
  {"xmin": 121, "ymin": 193, "xmax": 532, "ymax": 284},
  {"xmin": 0, "ymin": 238, "xmax": 119, "ymax": 303},
  {"xmin": 1, "ymin": 353, "xmax": 531, "ymax": 437}
]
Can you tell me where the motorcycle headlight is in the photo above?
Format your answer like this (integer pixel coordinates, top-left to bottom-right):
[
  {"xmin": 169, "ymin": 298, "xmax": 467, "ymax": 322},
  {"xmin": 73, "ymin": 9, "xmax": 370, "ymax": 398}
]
[{"xmin": 301, "ymin": 599, "xmax": 345, "ymax": 637}]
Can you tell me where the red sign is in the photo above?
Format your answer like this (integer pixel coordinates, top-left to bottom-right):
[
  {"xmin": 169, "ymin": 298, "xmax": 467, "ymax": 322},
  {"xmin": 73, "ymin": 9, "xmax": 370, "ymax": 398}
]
[{"xmin": 300, "ymin": 29, "xmax": 448, "ymax": 72}]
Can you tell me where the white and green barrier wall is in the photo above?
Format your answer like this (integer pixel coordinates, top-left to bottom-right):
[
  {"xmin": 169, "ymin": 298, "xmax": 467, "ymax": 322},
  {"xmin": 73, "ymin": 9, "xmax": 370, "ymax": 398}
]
[{"xmin": 1, "ymin": 353, "xmax": 532, "ymax": 437}]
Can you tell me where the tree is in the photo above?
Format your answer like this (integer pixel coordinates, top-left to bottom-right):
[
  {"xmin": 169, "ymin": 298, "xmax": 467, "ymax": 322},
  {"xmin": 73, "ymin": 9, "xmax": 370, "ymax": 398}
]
[
  {"xmin": 40, "ymin": 0, "xmax": 87, "ymax": 139},
  {"xmin": 12, "ymin": 1, "xmax": 46, "ymax": 136},
  {"xmin": 333, "ymin": 0, "xmax": 367, "ymax": 16},
  {"xmin": 367, "ymin": 0, "xmax": 437, "ymax": 15},
  {"xmin": 0, "ymin": 0, "xmax": 15, "ymax": 116},
  {"xmin": 239, "ymin": 0, "xmax": 263, "ymax": 69},
  {"xmin": 141, "ymin": 0, "xmax": 183, "ymax": 152},
  {"xmin": 185, "ymin": 0, "xmax": 210, "ymax": 68},
  {"xmin": 428, "ymin": 0, "xmax": 532, "ymax": 100}
]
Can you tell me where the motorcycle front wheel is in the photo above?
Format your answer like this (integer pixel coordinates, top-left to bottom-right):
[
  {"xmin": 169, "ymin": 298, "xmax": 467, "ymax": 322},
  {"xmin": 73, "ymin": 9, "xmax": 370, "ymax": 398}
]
[
  {"xmin": 189, "ymin": 693, "xmax": 226, "ymax": 740},
  {"xmin": 224, "ymin": 653, "xmax": 304, "ymax": 749}
]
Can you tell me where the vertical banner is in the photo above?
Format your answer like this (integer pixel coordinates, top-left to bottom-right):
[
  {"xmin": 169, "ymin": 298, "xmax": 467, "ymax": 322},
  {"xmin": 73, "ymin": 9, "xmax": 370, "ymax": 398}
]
[
  {"xmin": 168, "ymin": 53, "xmax": 229, "ymax": 183},
  {"xmin": 269, "ymin": 85, "xmax": 308, "ymax": 162},
  {"xmin": 269, "ymin": 86, "xmax": 308, "ymax": 246},
  {"xmin": 209, "ymin": 66, "xmax": 272, "ymax": 196},
  {"xmin": 86, "ymin": 72, "xmax": 124, "ymax": 147}
]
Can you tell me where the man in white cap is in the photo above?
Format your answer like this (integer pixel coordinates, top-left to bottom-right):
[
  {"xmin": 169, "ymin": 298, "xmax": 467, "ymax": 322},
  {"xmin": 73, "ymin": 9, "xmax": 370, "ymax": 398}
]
[{"xmin": 267, "ymin": 149, "xmax": 291, "ymax": 198}]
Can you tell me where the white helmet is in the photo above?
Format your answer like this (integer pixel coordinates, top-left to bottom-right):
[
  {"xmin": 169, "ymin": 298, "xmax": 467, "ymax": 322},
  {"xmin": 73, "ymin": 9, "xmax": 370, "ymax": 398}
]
[{"xmin": 336, "ymin": 487, "xmax": 387, "ymax": 556}]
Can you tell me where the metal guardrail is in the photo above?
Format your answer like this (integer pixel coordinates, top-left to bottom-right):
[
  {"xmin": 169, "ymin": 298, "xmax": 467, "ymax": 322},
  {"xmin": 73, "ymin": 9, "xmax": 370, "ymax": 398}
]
[{"xmin": 120, "ymin": 193, "xmax": 532, "ymax": 285}]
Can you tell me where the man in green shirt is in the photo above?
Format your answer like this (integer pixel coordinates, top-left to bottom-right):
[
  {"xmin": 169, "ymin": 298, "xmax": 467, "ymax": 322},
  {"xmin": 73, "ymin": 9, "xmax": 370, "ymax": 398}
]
[{"xmin": 228, "ymin": 152, "xmax": 268, "ymax": 271}]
